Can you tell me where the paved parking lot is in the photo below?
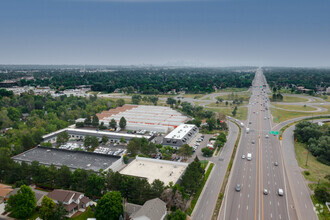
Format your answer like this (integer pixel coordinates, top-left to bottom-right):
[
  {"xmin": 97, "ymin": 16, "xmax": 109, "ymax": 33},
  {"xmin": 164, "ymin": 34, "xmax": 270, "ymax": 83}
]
[{"xmin": 188, "ymin": 134, "xmax": 213, "ymax": 163}]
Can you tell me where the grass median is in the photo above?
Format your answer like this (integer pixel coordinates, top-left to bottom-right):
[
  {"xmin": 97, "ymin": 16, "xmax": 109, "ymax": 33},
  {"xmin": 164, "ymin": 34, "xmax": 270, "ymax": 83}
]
[
  {"xmin": 187, "ymin": 163, "xmax": 214, "ymax": 216},
  {"xmin": 272, "ymin": 103, "xmax": 317, "ymax": 111},
  {"xmin": 206, "ymin": 107, "xmax": 248, "ymax": 121},
  {"xmin": 270, "ymin": 107, "xmax": 329, "ymax": 123}
]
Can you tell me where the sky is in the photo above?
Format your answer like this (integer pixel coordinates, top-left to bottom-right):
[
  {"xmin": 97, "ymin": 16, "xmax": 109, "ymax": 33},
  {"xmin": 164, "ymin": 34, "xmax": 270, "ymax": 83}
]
[{"xmin": 0, "ymin": 0, "xmax": 329, "ymax": 67}]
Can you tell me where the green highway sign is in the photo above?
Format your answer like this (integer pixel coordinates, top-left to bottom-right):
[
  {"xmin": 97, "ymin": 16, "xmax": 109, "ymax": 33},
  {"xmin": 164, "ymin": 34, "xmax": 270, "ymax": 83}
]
[
  {"xmin": 260, "ymin": 86, "xmax": 262, "ymax": 88},
  {"xmin": 269, "ymin": 131, "xmax": 279, "ymax": 135}
]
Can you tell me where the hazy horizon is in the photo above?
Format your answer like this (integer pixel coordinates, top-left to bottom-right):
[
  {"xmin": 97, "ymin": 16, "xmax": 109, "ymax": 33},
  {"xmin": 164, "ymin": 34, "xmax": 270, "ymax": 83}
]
[{"xmin": 1, "ymin": 0, "xmax": 329, "ymax": 67}]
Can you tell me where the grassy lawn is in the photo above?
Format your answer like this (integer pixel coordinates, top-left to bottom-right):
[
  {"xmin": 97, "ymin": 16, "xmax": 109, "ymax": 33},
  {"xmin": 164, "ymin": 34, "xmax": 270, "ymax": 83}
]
[
  {"xmin": 271, "ymin": 95, "xmax": 309, "ymax": 103},
  {"xmin": 316, "ymin": 105, "xmax": 330, "ymax": 111},
  {"xmin": 294, "ymin": 142, "xmax": 330, "ymax": 219},
  {"xmin": 201, "ymin": 96, "xmax": 211, "ymax": 100},
  {"xmin": 270, "ymin": 107, "xmax": 329, "ymax": 122},
  {"xmin": 181, "ymin": 94, "xmax": 204, "ymax": 99},
  {"xmin": 272, "ymin": 103, "xmax": 317, "ymax": 111},
  {"xmin": 200, "ymin": 160, "xmax": 209, "ymax": 169},
  {"xmin": 218, "ymin": 87, "xmax": 249, "ymax": 92},
  {"xmin": 207, "ymin": 107, "xmax": 248, "ymax": 121},
  {"xmin": 71, "ymin": 207, "xmax": 95, "ymax": 220}
]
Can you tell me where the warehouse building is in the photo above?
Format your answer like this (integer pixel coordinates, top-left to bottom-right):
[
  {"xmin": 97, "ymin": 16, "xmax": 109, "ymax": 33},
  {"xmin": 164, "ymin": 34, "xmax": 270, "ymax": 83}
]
[
  {"xmin": 12, "ymin": 146, "xmax": 124, "ymax": 172},
  {"xmin": 120, "ymin": 156, "xmax": 188, "ymax": 186},
  {"xmin": 76, "ymin": 105, "xmax": 190, "ymax": 133},
  {"xmin": 162, "ymin": 124, "xmax": 199, "ymax": 148},
  {"xmin": 43, "ymin": 128, "xmax": 152, "ymax": 144}
]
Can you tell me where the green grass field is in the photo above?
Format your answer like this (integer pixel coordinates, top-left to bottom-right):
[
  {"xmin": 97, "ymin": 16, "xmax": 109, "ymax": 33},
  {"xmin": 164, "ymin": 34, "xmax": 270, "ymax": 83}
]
[
  {"xmin": 294, "ymin": 142, "xmax": 330, "ymax": 219},
  {"xmin": 272, "ymin": 103, "xmax": 317, "ymax": 111},
  {"xmin": 71, "ymin": 207, "xmax": 95, "ymax": 220},
  {"xmin": 270, "ymin": 107, "xmax": 329, "ymax": 122},
  {"xmin": 215, "ymin": 94, "xmax": 251, "ymax": 101},
  {"xmin": 218, "ymin": 87, "xmax": 249, "ymax": 92},
  {"xmin": 271, "ymin": 95, "xmax": 309, "ymax": 103},
  {"xmin": 206, "ymin": 107, "xmax": 248, "ymax": 120}
]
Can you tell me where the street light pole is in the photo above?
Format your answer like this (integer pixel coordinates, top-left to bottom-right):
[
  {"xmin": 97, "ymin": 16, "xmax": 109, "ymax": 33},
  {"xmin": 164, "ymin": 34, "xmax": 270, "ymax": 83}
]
[{"xmin": 305, "ymin": 145, "xmax": 310, "ymax": 167}]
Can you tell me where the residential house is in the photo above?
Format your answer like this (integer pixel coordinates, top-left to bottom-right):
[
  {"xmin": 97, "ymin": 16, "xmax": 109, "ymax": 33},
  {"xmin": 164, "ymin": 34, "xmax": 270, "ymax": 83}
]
[
  {"xmin": 129, "ymin": 198, "xmax": 167, "ymax": 220},
  {"xmin": 47, "ymin": 189, "xmax": 93, "ymax": 217},
  {"xmin": 0, "ymin": 184, "xmax": 13, "ymax": 203},
  {"xmin": 5, "ymin": 186, "xmax": 47, "ymax": 206}
]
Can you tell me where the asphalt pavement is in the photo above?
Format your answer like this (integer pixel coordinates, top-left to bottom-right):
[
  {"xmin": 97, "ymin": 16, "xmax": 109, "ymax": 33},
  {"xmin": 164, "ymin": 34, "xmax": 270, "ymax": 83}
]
[
  {"xmin": 191, "ymin": 120, "xmax": 239, "ymax": 220},
  {"xmin": 219, "ymin": 68, "xmax": 290, "ymax": 220}
]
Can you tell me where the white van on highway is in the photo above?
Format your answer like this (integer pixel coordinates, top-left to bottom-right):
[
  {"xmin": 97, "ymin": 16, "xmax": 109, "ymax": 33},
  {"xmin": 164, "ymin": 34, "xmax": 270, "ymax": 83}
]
[{"xmin": 247, "ymin": 153, "xmax": 252, "ymax": 161}]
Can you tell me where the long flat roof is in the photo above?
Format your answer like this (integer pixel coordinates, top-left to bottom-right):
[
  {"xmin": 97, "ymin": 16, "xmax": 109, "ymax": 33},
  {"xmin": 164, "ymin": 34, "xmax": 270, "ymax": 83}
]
[
  {"xmin": 12, "ymin": 146, "xmax": 121, "ymax": 172},
  {"xmin": 120, "ymin": 157, "xmax": 188, "ymax": 186},
  {"xmin": 164, "ymin": 124, "xmax": 196, "ymax": 140},
  {"xmin": 43, "ymin": 128, "xmax": 151, "ymax": 140}
]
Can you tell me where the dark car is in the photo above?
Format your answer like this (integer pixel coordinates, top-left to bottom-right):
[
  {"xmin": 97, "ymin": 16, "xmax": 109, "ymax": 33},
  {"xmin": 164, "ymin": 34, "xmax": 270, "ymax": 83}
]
[{"xmin": 274, "ymin": 162, "xmax": 278, "ymax": 166}]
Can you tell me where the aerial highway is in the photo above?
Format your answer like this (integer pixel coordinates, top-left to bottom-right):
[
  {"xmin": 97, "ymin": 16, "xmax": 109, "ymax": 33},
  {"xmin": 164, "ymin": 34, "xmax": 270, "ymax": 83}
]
[{"xmin": 219, "ymin": 69, "xmax": 290, "ymax": 220}]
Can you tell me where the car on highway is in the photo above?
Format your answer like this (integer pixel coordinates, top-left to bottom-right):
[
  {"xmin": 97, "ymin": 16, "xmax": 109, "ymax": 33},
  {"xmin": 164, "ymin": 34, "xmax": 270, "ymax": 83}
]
[
  {"xmin": 241, "ymin": 155, "xmax": 246, "ymax": 159},
  {"xmin": 251, "ymin": 140, "xmax": 255, "ymax": 144},
  {"xmin": 278, "ymin": 188, "xmax": 284, "ymax": 196},
  {"xmin": 263, "ymin": 189, "xmax": 269, "ymax": 195},
  {"xmin": 265, "ymin": 135, "xmax": 269, "ymax": 138},
  {"xmin": 235, "ymin": 184, "xmax": 241, "ymax": 192},
  {"xmin": 274, "ymin": 162, "xmax": 278, "ymax": 166}
]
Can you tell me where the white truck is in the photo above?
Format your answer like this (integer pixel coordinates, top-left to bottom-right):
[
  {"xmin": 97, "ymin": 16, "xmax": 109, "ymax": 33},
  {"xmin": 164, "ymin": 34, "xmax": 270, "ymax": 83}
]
[
  {"xmin": 247, "ymin": 153, "xmax": 252, "ymax": 161},
  {"xmin": 246, "ymin": 128, "xmax": 250, "ymax": 134}
]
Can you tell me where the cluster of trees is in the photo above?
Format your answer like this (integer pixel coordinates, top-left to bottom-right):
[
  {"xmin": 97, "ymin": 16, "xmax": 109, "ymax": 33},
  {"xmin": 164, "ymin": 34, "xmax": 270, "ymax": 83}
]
[
  {"xmin": 0, "ymin": 153, "xmax": 165, "ymax": 204},
  {"xmin": 5, "ymin": 185, "xmax": 67, "ymax": 219},
  {"xmin": 271, "ymin": 93, "xmax": 283, "ymax": 101},
  {"xmin": 77, "ymin": 114, "xmax": 127, "ymax": 130},
  {"xmin": 202, "ymin": 132, "xmax": 227, "ymax": 157},
  {"xmin": 1, "ymin": 67, "xmax": 255, "ymax": 94},
  {"xmin": 294, "ymin": 121, "xmax": 329, "ymax": 165},
  {"xmin": 127, "ymin": 137, "xmax": 157, "ymax": 157},
  {"xmin": 264, "ymin": 67, "xmax": 330, "ymax": 94},
  {"xmin": 0, "ymin": 90, "xmax": 117, "ymax": 156},
  {"xmin": 132, "ymin": 94, "xmax": 159, "ymax": 105},
  {"xmin": 180, "ymin": 157, "xmax": 205, "ymax": 195}
]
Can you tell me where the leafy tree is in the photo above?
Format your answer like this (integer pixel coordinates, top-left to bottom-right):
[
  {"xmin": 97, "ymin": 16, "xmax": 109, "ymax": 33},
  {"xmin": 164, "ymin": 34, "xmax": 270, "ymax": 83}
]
[
  {"xmin": 110, "ymin": 118, "xmax": 117, "ymax": 129},
  {"xmin": 84, "ymin": 115, "xmax": 92, "ymax": 126},
  {"xmin": 132, "ymin": 94, "xmax": 142, "ymax": 105},
  {"xmin": 314, "ymin": 186, "xmax": 329, "ymax": 203},
  {"xmin": 55, "ymin": 165, "xmax": 72, "ymax": 189},
  {"xmin": 7, "ymin": 107, "xmax": 21, "ymax": 121},
  {"xmin": 206, "ymin": 117, "xmax": 216, "ymax": 131},
  {"xmin": 95, "ymin": 191, "xmax": 123, "ymax": 220},
  {"xmin": 180, "ymin": 159, "xmax": 204, "ymax": 195},
  {"xmin": 116, "ymin": 98, "xmax": 125, "ymax": 107},
  {"xmin": 120, "ymin": 137, "xmax": 126, "ymax": 143},
  {"xmin": 86, "ymin": 173, "xmax": 105, "ymax": 197},
  {"xmin": 56, "ymin": 131, "xmax": 69, "ymax": 146},
  {"xmin": 90, "ymin": 136, "xmax": 99, "ymax": 150},
  {"xmin": 178, "ymin": 144, "xmax": 193, "ymax": 159},
  {"xmin": 84, "ymin": 135, "xmax": 92, "ymax": 148},
  {"xmin": 39, "ymin": 196, "xmax": 56, "ymax": 220},
  {"xmin": 92, "ymin": 114, "xmax": 99, "ymax": 127},
  {"xmin": 202, "ymin": 147, "xmax": 214, "ymax": 157},
  {"xmin": 0, "ymin": 108, "xmax": 12, "ymax": 129},
  {"xmin": 166, "ymin": 209, "xmax": 187, "ymax": 220},
  {"xmin": 5, "ymin": 185, "xmax": 37, "ymax": 219},
  {"xmin": 149, "ymin": 96, "xmax": 159, "ymax": 105},
  {"xmin": 166, "ymin": 97, "xmax": 176, "ymax": 107},
  {"xmin": 127, "ymin": 138, "xmax": 140, "ymax": 156},
  {"xmin": 102, "ymin": 135, "xmax": 108, "ymax": 144},
  {"xmin": 119, "ymin": 117, "xmax": 127, "ymax": 129},
  {"xmin": 52, "ymin": 202, "xmax": 67, "ymax": 220},
  {"xmin": 72, "ymin": 169, "xmax": 90, "ymax": 192}
]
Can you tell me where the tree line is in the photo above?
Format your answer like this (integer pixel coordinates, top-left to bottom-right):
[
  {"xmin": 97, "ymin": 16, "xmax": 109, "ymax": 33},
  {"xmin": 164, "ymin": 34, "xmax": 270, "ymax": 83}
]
[{"xmin": 1, "ymin": 67, "xmax": 255, "ymax": 94}]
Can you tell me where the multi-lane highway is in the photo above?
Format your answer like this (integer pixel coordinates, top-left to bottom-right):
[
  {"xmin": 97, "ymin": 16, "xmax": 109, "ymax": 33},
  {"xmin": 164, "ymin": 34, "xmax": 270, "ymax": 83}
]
[{"xmin": 219, "ymin": 69, "xmax": 290, "ymax": 220}]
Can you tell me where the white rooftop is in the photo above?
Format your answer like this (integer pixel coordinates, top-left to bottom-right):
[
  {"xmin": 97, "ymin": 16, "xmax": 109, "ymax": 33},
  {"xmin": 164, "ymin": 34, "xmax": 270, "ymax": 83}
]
[
  {"xmin": 120, "ymin": 157, "xmax": 188, "ymax": 186},
  {"xmin": 164, "ymin": 124, "xmax": 195, "ymax": 140}
]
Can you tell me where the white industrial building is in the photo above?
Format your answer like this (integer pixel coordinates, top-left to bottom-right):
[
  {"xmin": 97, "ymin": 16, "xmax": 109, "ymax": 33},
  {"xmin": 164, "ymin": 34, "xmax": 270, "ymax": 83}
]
[
  {"xmin": 43, "ymin": 128, "xmax": 152, "ymax": 144},
  {"xmin": 162, "ymin": 124, "xmax": 199, "ymax": 148},
  {"xmin": 77, "ymin": 105, "xmax": 190, "ymax": 133}
]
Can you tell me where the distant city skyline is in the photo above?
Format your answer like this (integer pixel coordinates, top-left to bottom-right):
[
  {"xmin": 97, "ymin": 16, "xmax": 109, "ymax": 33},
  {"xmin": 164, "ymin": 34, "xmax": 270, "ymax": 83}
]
[{"xmin": 0, "ymin": 0, "xmax": 329, "ymax": 67}]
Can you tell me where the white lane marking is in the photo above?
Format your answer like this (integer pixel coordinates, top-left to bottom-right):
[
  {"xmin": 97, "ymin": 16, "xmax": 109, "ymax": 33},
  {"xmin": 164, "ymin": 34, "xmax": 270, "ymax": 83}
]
[
  {"xmin": 248, "ymin": 194, "xmax": 250, "ymax": 198},
  {"xmin": 305, "ymin": 204, "xmax": 307, "ymax": 208},
  {"xmin": 270, "ymin": 201, "xmax": 271, "ymax": 205},
  {"xmin": 248, "ymin": 184, "xmax": 250, "ymax": 188},
  {"xmin": 278, "ymin": 202, "xmax": 279, "ymax": 206},
  {"xmin": 279, "ymin": 214, "xmax": 282, "ymax": 219},
  {"xmin": 238, "ymin": 204, "xmax": 240, "ymax": 209},
  {"xmin": 249, "ymin": 176, "xmax": 251, "ymax": 179},
  {"xmin": 271, "ymin": 213, "xmax": 273, "ymax": 218},
  {"xmin": 246, "ymin": 206, "xmax": 248, "ymax": 210},
  {"xmin": 275, "ymin": 182, "xmax": 277, "ymax": 185}
]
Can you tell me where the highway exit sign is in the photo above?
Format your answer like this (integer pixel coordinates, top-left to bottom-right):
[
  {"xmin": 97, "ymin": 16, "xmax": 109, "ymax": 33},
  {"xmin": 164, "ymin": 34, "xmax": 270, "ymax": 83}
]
[
  {"xmin": 269, "ymin": 131, "xmax": 279, "ymax": 135},
  {"xmin": 260, "ymin": 86, "xmax": 262, "ymax": 88}
]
